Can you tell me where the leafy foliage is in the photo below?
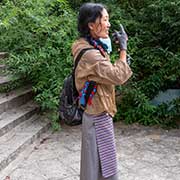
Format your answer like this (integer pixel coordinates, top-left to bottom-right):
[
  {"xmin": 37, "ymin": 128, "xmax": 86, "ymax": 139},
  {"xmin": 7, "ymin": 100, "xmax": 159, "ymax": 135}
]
[
  {"xmin": 0, "ymin": 0, "xmax": 179, "ymax": 128},
  {"xmin": 110, "ymin": 0, "xmax": 180, "ymax": 127},
  {"xmin": 0, "ymin": 0, "xmax": 77, "ymax": 112}
]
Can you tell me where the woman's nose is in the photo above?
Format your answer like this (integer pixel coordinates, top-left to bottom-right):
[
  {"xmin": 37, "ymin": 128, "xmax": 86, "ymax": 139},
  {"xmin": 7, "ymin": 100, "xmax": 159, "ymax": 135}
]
[{"xmin": 107, "ymin": 21, "xmax": 111, "ymax": 28}]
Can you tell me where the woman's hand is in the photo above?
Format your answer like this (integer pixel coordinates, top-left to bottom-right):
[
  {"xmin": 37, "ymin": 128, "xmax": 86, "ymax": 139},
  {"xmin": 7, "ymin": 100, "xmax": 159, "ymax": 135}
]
[{"xmin": 112, "ymin": 24, "xmax": 128, "ymax": 51}]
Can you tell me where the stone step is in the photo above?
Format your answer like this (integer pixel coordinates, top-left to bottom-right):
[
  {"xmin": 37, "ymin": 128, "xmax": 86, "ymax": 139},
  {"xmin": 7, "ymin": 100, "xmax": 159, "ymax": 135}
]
[
  {"xmin": 0, "ymin": 64, "xmax": 11, "ymax": 83},
  {"xmin": 0, "ymin": 75, "xmax": 26, "ymax": 93},
  {"xmin": 0, "ymin": 85, "xmax": 34, "ymax": 114},
  {"xmin": 0, "ymin": 101, "xmax": 40, "ymax": 137},
  {"xmin": 0, "ymin": 61, "xmax": 10, "ymax": 78},
  {"xmin": 0, "ymin": 76, "xmax": 11, "ymax": 87},
  {"xmin": 0, "ymin": 52, "xmax": 8, "ymax": 59},
  {"xmin": 0, "ymin": 75, "xmax": 20, "ymax": 89},
  {"xmin": 0, "ymin": 113, "xmax": 50, "ymax": 172},
  {"xmin": 0, "ymin": 64, "xmax": 6, "ymax": 71}
]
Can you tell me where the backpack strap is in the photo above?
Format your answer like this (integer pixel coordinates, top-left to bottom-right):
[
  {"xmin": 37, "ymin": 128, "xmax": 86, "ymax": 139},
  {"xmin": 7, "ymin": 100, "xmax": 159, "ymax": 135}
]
[
  {"xmin": 73, "ymin": 48, "xmax": 95, "ymax": 72},
  {"xmin": 72, "ymin": 48, "xmax": 94, "ymax": 97},
  {"xmin": 72, "ymin": 48, "xmax": 99, "ymax": 110}
]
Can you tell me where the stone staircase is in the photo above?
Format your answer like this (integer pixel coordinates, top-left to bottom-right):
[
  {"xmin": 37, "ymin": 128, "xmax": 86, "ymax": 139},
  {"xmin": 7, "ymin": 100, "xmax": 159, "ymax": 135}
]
[{"xmin": 0, "ymin": 53, "xmax": 51, "ymax": 174}]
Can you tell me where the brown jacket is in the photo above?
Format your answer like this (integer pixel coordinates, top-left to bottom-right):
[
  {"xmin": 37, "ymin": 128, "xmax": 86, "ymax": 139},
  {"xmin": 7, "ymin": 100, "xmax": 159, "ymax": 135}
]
[{"xmin": 72, "ymin": 38, "xmax": 132, "ymax": 117}]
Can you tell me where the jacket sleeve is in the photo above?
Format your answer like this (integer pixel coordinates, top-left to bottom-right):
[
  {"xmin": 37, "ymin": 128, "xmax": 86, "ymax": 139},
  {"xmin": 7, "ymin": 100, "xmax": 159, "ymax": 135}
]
[{"xmin": 82, "ymin": 49, "xmax": 133, "ymax": 85}]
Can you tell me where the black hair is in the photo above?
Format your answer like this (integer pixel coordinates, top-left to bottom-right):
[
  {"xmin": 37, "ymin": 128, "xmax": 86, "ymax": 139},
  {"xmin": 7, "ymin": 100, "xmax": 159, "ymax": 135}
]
[{"xmin": 77, "ymin": 3, "xmax": 106, "ymax": 37}]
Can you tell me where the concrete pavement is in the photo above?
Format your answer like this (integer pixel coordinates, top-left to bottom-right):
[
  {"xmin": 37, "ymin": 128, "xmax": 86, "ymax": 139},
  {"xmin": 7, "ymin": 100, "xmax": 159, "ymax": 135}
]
[{"xmin": 0, "ymin": 122, "xmax": 180, "ymax": 180}]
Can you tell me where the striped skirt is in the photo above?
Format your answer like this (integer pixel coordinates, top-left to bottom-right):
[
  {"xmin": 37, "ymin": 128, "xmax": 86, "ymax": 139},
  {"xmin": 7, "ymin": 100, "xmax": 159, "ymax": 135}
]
[{"xmin": 80, "ymin": 112, "xmax": 119, "ymax": 180}]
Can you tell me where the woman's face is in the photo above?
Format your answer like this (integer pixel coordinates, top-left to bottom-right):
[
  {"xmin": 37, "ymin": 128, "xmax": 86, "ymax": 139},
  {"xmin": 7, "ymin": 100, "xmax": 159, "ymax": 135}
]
[{"xmin": 89, "ymin": 8, "xmax": 111, "ymax": 39}]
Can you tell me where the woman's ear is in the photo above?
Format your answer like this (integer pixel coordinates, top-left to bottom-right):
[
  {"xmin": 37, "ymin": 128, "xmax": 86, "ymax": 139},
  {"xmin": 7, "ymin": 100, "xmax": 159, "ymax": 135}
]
[{"xmin": 88, "ymin": 22, "xmax": 94, "ymax": 30}]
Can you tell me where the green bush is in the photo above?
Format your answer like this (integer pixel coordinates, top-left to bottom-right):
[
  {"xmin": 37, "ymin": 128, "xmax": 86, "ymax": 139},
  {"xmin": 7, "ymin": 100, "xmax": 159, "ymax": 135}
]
[
  {"xmin": 110, "ymin": 0, "xmax": 180, "ymax": 127},
  {"xmin": 0, "ymin": 0, "xmax": 77, "ymax": 111},
  {"xmin": 0, "ymin": 0, "xmax": 179, "ymax": 128}
]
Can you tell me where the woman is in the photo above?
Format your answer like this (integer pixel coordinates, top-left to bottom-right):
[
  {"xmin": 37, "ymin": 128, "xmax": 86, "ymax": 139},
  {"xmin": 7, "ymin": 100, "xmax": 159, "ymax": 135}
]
[{"xmin": 72, "ymin": 3, "xmax": 132, "ymax": 180}]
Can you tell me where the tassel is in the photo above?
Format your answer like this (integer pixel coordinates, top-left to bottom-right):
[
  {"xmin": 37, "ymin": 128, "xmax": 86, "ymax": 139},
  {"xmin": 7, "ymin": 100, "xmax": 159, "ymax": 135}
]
[
  {"xmin": 79, "ymin": 81, "xmax": 89, "ymax": 107},
  {"xmin": 87, "ymin": 85, "xmax": 97, "ymax": 105}
]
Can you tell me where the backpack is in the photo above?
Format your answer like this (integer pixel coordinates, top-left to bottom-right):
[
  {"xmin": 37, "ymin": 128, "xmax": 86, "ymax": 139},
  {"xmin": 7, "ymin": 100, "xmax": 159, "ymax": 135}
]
[{"xmin": 59, "ymin": 48, "xmax": 94, "ymax": 126}]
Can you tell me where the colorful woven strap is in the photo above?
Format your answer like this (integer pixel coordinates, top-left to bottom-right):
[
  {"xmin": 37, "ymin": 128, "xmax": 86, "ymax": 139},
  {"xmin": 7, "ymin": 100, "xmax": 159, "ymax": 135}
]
[{"xmin": 79, "ymin": 81, "xmax": 97, "ymax": 108}]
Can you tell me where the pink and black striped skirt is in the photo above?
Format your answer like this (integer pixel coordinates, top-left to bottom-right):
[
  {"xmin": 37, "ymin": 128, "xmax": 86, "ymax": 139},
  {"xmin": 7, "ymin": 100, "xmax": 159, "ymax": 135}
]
[{"xmin": 80, "ymin": 112, "xmax": 119, "ymax": 180}]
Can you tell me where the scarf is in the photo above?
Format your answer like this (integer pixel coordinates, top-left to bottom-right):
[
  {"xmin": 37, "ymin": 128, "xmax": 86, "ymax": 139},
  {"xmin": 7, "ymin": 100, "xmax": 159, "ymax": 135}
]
[{"xmin": 86, "ymin": 36, "xmax": 108, "ymax": 57}]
